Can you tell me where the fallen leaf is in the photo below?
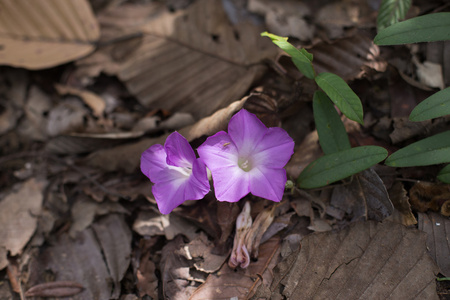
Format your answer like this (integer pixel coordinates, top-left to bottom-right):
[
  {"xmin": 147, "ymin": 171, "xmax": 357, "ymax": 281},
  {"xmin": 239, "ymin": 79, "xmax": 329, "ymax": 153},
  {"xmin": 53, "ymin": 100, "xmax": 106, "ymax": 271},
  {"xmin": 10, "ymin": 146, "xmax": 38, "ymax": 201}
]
[
  {"xmin": 0, "ymin": 0, "xmax": 100, "ymax": 69},
  {"xmin": 0, "ymin": 178, "xmax": 46, "ymax": 269},
  {"xmin": 27, "ymin": 229, "xmax": 112, "ymax": 300},
  {"xmin": 77, "ymin": 0, "xmax": 274, "ymax": 119},
  {"xmin": 24, "ymin": 281, "xmax": 84, "ymax": 298},
  {"xmin": 418, "ymin": 212, "xmax": 450, "ymax": 277},
  {"xmin": 179, "ymin": 232, "xmax": 228, "ymax": 273},
  {"xmin": 160, "ymin": 235, "xmax": 199, "ymax": 300},
  {"xmin": 135, "ymin": 238, "xmax": 159, "ymax": 299},
  {"xmin": 262, "ymin": 221, "xmax": 439, "ymax": 299},
  {"xmin": 410, "ymin": 181, "xmax": 450, "ymax": 213},
  {"xmin": 133, "ymin": 210, "xmax": 200, "ymax": 241},
  {"xmin": 309, "ymin": 33, "xmax": 386, "ymax": 81},
  {"xmin": 190, "ymin": 236, "xmax": 281, "ymax": 300},
  {"xmin": 55, "ymin": 84, "xmax": 106, "ymax": 118},
  {"xmin": 92, "ymin": 214, "xmax": 132, "ymax": 299},
  {"xmin": 386, "ymin": 181, "xmax": 417, "ymax": 226},
  {"xmin": 330, "ymin": 169, "xmax": 393, "ymax": 222}
]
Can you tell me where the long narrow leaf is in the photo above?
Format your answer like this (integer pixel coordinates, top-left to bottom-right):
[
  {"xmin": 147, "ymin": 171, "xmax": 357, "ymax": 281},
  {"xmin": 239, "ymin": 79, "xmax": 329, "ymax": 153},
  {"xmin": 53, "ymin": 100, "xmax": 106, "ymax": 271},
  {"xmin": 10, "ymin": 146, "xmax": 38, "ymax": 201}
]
[
  {"xmin": 377, "ymin": 0, "xmax": 412, "ymax": 31},
  {"xmin": 261, "ymin": 32, "xmax": 315, "ymax": 79},
  {"xmin": 313, "ymin": 91, "xmax": 351, "ymax": 154},
  {"xmin": 409, "ymin": 87, "xmax": 450, "ymax": 121},
  {"xmin": 297, "ymin": 146, "xmax": 388, "ymax": 189},
  {"xmin": 385, "ymin": 130, "xmax": 450, "ymax": 167},
  {"xmin": 315, "ymin": 72, "xmax": 364, "ymax": 124},
  {"xmin": 437, "ymin": 165, "xmax": 450, "ymax": 183},
  {"xmin": 374, "ymin": 12, "xmax": 450, "ymax": 45}
]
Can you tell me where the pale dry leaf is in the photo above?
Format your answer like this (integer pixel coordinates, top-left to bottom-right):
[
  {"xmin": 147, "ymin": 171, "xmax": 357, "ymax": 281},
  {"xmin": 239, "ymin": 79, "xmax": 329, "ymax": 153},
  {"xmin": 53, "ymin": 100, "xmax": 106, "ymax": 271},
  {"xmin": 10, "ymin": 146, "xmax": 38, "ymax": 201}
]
[
  {"xmin": 77, "ymin": 0, "xmax": 275, "ymax": 119},
  {"xmin": 46, "ymin": 98, "xmax": 88, "ymax": 137},
  {"xmin": 418, "ymin": 212, "xmax": 450, "ymax": 277},
  {"xmin": 248, "ymin": 0, "xmax": 314, "ymax": 41},
  {"xmin": 264, "ymin": 221, "xmax": 439, "ymax": 299},
  {"xmin": 0, "ymin": 178, "xmax": 46, "ymax": 267},
  {"xmin": 0, "ymin": 0, "xmax": 100, "ymax": 69},
  {"xmin": 55, "ymin": 84, "xmax": 106, "ymax": 118},
  {"xmin": 133, "ymin": 211, "xmax": 199, "ymax": 241}
]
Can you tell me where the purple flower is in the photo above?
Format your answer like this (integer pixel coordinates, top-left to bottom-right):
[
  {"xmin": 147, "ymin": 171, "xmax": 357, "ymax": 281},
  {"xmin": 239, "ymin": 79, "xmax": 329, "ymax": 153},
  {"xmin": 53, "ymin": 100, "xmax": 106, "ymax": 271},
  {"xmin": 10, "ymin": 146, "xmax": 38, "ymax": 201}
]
[
  {"xmin": 197, "ymin": 109, "xmax": 294, "ymax": 203},
  {"xmin": 140, "ymin": 132, "xmax": 210, "ymax": 214}
]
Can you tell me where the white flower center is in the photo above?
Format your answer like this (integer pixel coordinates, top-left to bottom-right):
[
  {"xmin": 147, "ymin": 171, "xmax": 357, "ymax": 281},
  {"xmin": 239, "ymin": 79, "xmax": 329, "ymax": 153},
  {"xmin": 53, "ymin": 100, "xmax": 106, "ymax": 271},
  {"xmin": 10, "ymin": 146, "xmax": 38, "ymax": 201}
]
[{"xmin": 238, "ymin": 157, "xmax": 253, "ymax": 172}]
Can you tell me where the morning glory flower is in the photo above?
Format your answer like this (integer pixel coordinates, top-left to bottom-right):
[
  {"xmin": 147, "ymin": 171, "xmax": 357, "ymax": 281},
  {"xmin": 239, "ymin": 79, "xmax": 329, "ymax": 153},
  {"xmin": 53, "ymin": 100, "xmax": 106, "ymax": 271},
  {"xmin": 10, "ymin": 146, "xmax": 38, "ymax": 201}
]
[
  {"xmin": 140, "ymin": 132, "xmax": 210, "ymax": 214},
  {"xmin": 197, "ymin": 109, "xmax": 294, "ymax": 203}
]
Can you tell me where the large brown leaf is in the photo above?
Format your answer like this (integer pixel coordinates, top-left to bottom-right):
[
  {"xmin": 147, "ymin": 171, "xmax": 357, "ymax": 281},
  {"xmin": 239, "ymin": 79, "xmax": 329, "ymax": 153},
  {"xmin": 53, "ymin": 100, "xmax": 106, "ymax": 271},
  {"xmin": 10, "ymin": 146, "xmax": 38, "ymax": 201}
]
[
  {"xmin": 258, "ymin": 221, "xmax": 439, "ymax": 299},
  {"xmin": 0, "ymin": 0, "xmax": 99, "ymax": 69},
  {"xmin": 76, "ymin": 0, "xmax": 275, "ymax": 119}
]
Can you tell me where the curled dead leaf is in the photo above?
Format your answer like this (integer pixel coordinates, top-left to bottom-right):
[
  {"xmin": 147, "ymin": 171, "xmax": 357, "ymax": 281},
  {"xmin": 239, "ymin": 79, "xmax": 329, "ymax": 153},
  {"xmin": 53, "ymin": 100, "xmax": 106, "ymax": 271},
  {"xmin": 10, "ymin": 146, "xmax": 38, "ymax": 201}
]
[{"xmin": 25, "ymin": 281, "xmax": 84, "ymax": 298}]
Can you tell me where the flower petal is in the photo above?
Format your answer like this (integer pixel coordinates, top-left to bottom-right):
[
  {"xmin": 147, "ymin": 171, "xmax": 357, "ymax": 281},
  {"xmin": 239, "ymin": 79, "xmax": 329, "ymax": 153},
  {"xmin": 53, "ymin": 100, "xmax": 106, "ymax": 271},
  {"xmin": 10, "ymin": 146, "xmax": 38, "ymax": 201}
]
[
  {"xmin": 152, "ymin": 175, "xmax": 189, "ymax": 214},
  {"xmin": 185, "ymin": 158, "xmax": 210, "ymax": 200},
  {"xmin": 140, "ymin": 144, "xmax": 167, "ymax": 183},
  {"xmin": 211, "ymin": 165, "xmax": 250, "ymax": 202},
  {"xmin": 197, "ymin": 131, "xmax": 239, "ymax": 170},
  {"xmin": 228, "ymin": 109, "xmax": 267, "ymax": 157},
  {"xmin": 164, "ymin": 131, "xmax": 196, "ymax": 168},
  {"xmin": 249, "ymin": 167, "xmax": 287, "ymax": 202},
  {"xmin": 252, "ymin": 127, "xmax": 295, "ymax": 169}
]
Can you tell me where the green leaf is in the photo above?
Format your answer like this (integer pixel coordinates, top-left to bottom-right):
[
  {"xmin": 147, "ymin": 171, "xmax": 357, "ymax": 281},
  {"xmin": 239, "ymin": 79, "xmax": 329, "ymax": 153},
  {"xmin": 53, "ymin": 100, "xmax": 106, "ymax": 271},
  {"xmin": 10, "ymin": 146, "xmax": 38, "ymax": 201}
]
[
  {"xmin": 315, "ymin": 72, "xmax": 364, "ymax": 124},
  {"xmin": 313, "ymin": 90, "xmax": 351, "ymax": 154},
  {"xmin": 297, "ymin": 146, "xmax": 388, "ymax": 189},
  {"xmin": 385, "ymin": 130, "xmax": 450, "ymax": 167},
  {"xmin": 261, "ymin": 31, "xmax": 315, "ymax": 79},
  {"xmin": 437, "ymin": 164, "xmax": 450, "ymax": 183},
  {"xmin": 377, "ymin": 0, "xmax": 412, "ymax": 31},
  {"xmin": 374, "ymin": 12, "xmax": 450, "ymax": 45},
  {"xmin": 409, "ymin": 87, "xmax": 450, "ymax": 121}
]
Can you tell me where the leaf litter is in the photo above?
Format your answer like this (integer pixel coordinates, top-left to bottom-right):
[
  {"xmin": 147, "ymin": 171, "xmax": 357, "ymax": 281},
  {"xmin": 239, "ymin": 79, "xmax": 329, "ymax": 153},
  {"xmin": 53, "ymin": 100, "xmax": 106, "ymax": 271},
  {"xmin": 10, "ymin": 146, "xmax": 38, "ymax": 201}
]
[{"xmin": 0, "ymin": 0, "xmax": 449, "ymax": 299}]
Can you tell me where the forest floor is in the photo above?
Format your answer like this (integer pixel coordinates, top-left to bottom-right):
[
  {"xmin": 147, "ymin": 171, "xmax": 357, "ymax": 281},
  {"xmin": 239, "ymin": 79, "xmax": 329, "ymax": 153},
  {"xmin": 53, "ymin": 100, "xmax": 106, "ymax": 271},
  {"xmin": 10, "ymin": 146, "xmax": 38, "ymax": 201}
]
[{"xmin": 0, "ymin": 0, "xmax": 449, "ymax": 299}]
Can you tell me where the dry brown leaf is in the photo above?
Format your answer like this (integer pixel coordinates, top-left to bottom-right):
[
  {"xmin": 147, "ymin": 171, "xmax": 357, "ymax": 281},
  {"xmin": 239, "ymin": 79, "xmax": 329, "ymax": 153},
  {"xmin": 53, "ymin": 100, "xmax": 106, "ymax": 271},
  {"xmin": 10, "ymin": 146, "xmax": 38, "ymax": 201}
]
[
  {"xmin": 387, "ymin": 181, "xmax": 417, "ymax": 226},
  {"xmin": 0, "ymin": 178, "xmax": 46, "ymax": 269},
  {"xmin": 92, "ymin": 214, "xmax": 132, "ymax": 299},
  {"xmin": 135, "ymin": 238, "xmax": 159, "ymax": 299},
  {"xmin": 190, "ymin": 236, "xmax": 281, "ymax": 300},
  {"xmin": 133, "ymin": 210, "xmax": 200, "ymax": 241},
  {"xmin": 179, "ymin": 232, "xmax": 228, "ymax": 273},
  {"xmin": 77, "ymin": 0, "xmax": 275, "ymax": 119},
  {"xmin": 418, "ymin": 212, "xmax": 450, "ymax": 277},
  {"xmin": 310, "ymin": 33, "xmax": 386, "ymax": 80},
  {"xmin": 285, "ymin": 131, "xmax": 322, "ymax": 179},
  {"xmin": 330, "ymin": 169, "xmax": 393, "ymax": 222},
  {"xmin": 0, "ymin": 0, "xmax": 100, "ymax": 69},
  {"xmin": 24, "ymin": 281, "xmax": 84, "ymax": 298},
  {"xmin": 410, "ymin": 182, "xmax": 450, "ymax": 213},
  {"xmin": 27, "ymin": 230, "xmax": 112, "ymax": 300},
  {"xmin": 260, "ymin": 221, "xmax": 439, "ymax": 299},
  {"xmin": 160, "ymin": 235, "xmax": 199, "ymax": 300}
]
